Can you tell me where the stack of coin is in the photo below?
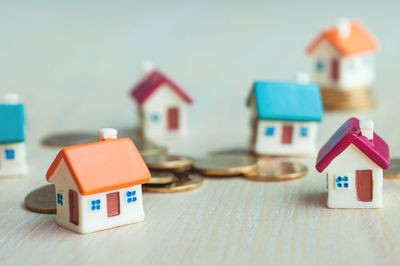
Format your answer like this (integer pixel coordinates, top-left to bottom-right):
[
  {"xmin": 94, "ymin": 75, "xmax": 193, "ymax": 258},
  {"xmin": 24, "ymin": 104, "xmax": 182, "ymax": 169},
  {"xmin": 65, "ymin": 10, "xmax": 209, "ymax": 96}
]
[
  {"xmin": 193, "ymin": 154, "xmax": 258, "ymax": 176},
  {"xmin": 143, "ymin": 154, "xmax": 204, "ymax": 193},
  {"xmin": 42, "ymin": 129, "xmax": 167, "ymax": 157},
  {"xmin": 25, "ymin": 184, "xmax": 57, "ymax": 214},
  {"xmin": 41, "ymin": 132, "xmax": 98, "ymax": 147},
  {"xmin": 384, "ymin": 158, "xmax": 400, "ymax": 179},
  {"xmin": 244, "ymin": 159, "xmax": 308, "ymax": 182},
  {"xmin": 320, "ymin": 86, "xmax": 373, "ymax": 110}
]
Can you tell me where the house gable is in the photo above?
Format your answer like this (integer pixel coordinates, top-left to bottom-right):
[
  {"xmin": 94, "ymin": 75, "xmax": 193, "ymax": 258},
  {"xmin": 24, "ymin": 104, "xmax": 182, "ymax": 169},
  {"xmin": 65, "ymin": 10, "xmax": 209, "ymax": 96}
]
[
  {"xmin": 131, "ymin": 70, "xmax": 193, "ymax": 106},
  {"xmin": 325, "ymin": 144, "xmax": 381, "ymax": 174},
  {"xmin": 141, "ymin": 84, "xmax": 190, "ymax": 111}
]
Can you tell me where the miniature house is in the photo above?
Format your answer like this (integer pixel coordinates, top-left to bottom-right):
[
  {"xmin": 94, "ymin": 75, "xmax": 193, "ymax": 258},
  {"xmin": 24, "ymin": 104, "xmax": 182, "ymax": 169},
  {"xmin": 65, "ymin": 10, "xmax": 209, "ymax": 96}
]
[
  {"xmin": 130, "ymin": 66, "xmax": 193, "ymax": 139},
  {"xmin": 247, "ymin": 80, "xmax": 323, "ymax": 156},
  {"xmin": 306, "ymin": 19, "xmax": 379, "ymax": 90},
  {"xmin": 316, "ymin": 118, "xmax": 390, "ymax": 208},
  {"xmin": 46, "ymin": 128, "xmax": 151, "ymax": 233},
  {"xmin": 0, "ymin": 93, "xmax": 28, "ymax": 177}
]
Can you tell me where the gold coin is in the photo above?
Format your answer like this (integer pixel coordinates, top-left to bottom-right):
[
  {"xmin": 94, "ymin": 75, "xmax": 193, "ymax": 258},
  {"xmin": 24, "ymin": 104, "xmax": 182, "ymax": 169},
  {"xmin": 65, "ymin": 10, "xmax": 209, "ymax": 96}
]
[
  {"xmin": 42, "ymin": 132, "xmax": 98, "ymax": 147},
  {"xmin": 148, "ymin": 171, "xmax": 175, "ymax": 185},
  {"xmin": 244, "ymin": 160, "xmax": 308, "ymax": 181},
  {"xmin": 24, "ymin": 184, "xmax": 56, "ymax": 214},
  {"xmin": 193, "ymin": 155, "xmax": 258, "ymax": 176},
  {"xmin": 208, "ymin": 148, "xmax": 255, "ymax": 157},
  {"xmin": 143, "ymin": 154, "xmax": 194, "ymax": 170},
  {"xmin": 118, "ymin": 128, "xmax": 167, "ymax": 156},
  {"xmin": 384, "ymin": 158, "xmax": 400, "ymax": 179},
  {"xmin": 143, "ymin": 174, "xmax": 203, "ymax": 193}
]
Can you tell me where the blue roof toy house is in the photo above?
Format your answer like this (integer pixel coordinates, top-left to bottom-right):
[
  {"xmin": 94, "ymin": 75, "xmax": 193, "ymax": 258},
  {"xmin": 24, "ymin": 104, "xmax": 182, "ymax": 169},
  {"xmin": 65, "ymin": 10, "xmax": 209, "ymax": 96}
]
[
  {"xmin": 247, "ymin": 80, "xmax": 324, "ymax": 156},
  {"xmin": 0, "ymin": 94, "xmax": 28, "ymax": 176}
]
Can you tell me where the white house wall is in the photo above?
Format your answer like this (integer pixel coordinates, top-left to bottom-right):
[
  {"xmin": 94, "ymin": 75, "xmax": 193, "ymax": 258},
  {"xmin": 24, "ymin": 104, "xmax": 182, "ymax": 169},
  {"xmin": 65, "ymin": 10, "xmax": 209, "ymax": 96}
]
[
  {"xmin": 254, "ymin": 120, "xmax": 317, "ymax": 156},
  {"xmin": 49, "ymin": 159, "xmax": 80, "ymax": 223},
  {"xmin": 141, "ymin": 84, "xmax": 189, "ymax": 139},
  {"xmin": 77, "ymin": 185, "xmax": 144, "ymax": 233},
  {"xmin": 49, "ymin": 159, "xmax": 145, "ymax": 233},
  {"xmin": 310, "ymin": 40, "xmax": 341, "ymax": 88},
  {"xmin": 0, "ymin": 142, "xmax": 27, "ymax": 177},
  {"xmin": 310, "ymin": 40, "xmax": 375, "ymax": 89},
  {"xmin": 340, "ymin": 53, "xmax": 375, "ymax": 89},
  {"xmin": 324, "ymin": 144, "xmax": 382, "ymax": 208}
]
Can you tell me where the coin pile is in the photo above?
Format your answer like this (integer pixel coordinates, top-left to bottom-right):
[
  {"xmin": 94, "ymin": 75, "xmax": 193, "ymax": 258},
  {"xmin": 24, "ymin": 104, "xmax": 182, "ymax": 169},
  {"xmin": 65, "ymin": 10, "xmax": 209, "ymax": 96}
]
[
  {"xmin": 244, "ymin": 159, "xmax": 308, "ymax": 182},
  {"xmin": 25, "ymin": 184, "xmax": 56, "ymax": 214},
  {"xmin": 384, "ymin": 158, "xmax": 400, "ymax": 179},
  {"xmin": 142, "ymin": 154, "xmax": 204, "ymax": 193},
  {"xmin": 41, "ymin": 129, "xmax": 167, "ymax": 157},
  {"xmin": 320, "ymin": 86, "xmax": 373, "ymax": 110},
  {"xmin": 203, "ymin": 149, "xmax": 309, "ymax": 181},
  {"xmin": 193, "ymin": 154, "xmax": 258, "ymax": 176},
  {"xmin": 41, "ymin": 132, "xmax": 98, "ymax": 147}
]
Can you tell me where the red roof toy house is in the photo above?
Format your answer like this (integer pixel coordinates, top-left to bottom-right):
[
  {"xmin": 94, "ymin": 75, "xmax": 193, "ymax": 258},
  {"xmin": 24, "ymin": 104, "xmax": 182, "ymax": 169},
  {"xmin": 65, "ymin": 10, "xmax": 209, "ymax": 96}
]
[
  {"xmin": 316, "ymin": 118, "xmax": 390, "ymax": 208},
  {"xmin": 130, "ymin": 64, "xmax": 193, "ymax": 140}
]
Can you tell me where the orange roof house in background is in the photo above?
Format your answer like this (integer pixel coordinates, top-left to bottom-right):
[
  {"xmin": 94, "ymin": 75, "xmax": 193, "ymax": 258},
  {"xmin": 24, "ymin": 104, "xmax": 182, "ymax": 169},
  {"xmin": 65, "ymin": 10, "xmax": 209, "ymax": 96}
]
[
  {"xmin": 46, "ymin": 128, "xmax": 151, "ymax": 234},
  {"xmin": 306, "ymin": 20, "xmax": 379, "ymax": 56}
]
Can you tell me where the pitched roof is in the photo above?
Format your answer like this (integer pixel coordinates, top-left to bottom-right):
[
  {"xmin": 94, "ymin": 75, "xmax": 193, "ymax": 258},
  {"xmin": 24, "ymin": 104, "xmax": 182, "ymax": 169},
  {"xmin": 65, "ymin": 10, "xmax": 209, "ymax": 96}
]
[
  {"xmin": 46, "ymin": 138, "xmax": 151, "ymax": 195},
  {"xmin": 0, "ymin": 104, "xmax": 25, "ymax": 144},
  {"xmin": 249, "ymin": 81, "xmax": 323, "ymax": 122},
  {"xmin": 316, "ymin": 117, "xmax": 390, "ymax": 172},
  {"xmin": 131, "ymin": 70, "xmax": 193, "ymax": 106},
  {"xmin": 306, "ymin": 20, "xmax": 379, "ymax": 56}
]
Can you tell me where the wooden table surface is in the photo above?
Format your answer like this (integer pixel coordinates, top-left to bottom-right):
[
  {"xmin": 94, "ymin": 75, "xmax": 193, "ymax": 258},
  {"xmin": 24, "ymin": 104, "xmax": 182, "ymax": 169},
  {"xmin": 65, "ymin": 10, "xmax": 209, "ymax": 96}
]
[{"xmin": 1, "ymin": 1, "xmax": 400, "ymax": 265}]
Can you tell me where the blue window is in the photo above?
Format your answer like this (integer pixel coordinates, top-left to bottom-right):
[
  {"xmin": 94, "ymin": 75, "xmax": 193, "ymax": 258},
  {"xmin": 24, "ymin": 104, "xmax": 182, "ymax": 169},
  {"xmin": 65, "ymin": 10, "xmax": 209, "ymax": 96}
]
[
  {"xmin": 265, "ymin": 127, "xmax": 275, "ymax": 136},
  {"xmin": 316, "ymin": 60, "xmax": 324, "ymax": 71},
  {"xmin": 335, "ymin": 176, "xmax": 349, "ymax": 189},
  {"xmin": 364, "ymin": 57, "xmax": 372, "ymax": 66},
  {"xmin": 57, "ymin": 193, "xmax": 64, "ymax": 206},
  {"xmin": 5, "ymin": 149, "xmax": 15, "ymax": 160},
  {"xmin": 300, "ymin": 127, "xmax": 308, "ymax": 137},
  {"xmin": 91, "ymin": 200, "xmax": 101, "ymax": 211},
  {"xmin": 151, "ymin": 113, "xmax": 160, "ymax": 122},
  {"xmin": 126, "ymin": 190, "xmax": 137, "ymax": 203},
  {"xmin": 347, "ymin": 61, "xmax": 355, "ymax": 70}
]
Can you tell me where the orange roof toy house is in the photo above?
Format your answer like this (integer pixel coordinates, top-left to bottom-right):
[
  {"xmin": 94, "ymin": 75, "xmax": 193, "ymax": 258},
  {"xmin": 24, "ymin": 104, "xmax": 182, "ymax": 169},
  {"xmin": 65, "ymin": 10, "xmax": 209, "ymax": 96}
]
[
  {"xmin": 46, "ymin": 128, "xmax": 151, "ymax": 234},
  {"xmin": 306, "ymin": 19, "xmax": 379, "ymax": 109}
]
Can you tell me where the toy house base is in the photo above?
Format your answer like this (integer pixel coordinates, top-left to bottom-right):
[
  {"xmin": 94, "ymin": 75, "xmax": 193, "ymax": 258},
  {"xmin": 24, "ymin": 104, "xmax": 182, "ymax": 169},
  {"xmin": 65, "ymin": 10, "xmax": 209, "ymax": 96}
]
[
  {"xmin": 320, "ymin": 86, "xmax": 373, "ymax": 110},
  {"xmin": 0, "ymin": 166, "xmax": 28, "ymax": 177},
  {"xmin": 327, "ymin": 200, "xmax": 382, "ymax": 209},
  {"xmin": 55, "ymin": 212, "xmax": 145, "ymax": 234}
]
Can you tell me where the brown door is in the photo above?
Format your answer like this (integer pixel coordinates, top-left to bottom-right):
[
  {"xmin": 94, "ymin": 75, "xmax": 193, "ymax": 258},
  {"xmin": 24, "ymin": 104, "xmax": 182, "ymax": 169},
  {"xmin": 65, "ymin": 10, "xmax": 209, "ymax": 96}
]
[
  {"xmin": 356, "ymin": 170, "xmax": 373, "ymax": 202},
  {"xmin": 331, "ymin": 58, "xmax": 339, "ymax": 82},
  {"xmin": 69, "ymin": 190, "xmax": 79, "ymax": 225},
  {"xmin": 167, "ymin": 107, "xmax": 179, "ymax": 130},
  {"xmin": 107, "ymin": 192, "xmax": 120, "ymax": 217},
  {"xmin": 281, "ymin": 125, "xmax": 293, "ymax": 144}
]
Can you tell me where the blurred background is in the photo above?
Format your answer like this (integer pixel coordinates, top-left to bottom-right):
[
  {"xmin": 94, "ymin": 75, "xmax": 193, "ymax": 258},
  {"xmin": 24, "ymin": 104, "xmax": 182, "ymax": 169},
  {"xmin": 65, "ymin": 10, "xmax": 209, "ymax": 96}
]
[{"xmin": 1, "ymin": 0, "xmax": 399, "ymax": 156}]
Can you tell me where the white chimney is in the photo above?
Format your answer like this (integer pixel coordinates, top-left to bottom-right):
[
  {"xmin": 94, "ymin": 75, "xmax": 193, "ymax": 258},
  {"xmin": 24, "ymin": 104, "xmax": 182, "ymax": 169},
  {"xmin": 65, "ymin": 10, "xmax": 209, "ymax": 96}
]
[
  {"xmin": 98, "ymin": 128, "xmax": 118, "ymax": 140},
  {"xmin": 295, "ymin": 72, "xmax": 311, "ymax": 84},
  {"xmin": 359, "ymin": 120, "xmax": 374, "ymax": 140},
  {"xmin": 337, "ymin": 18, "xmax": 351, "ymax": 39},
  {"xmin": 3, "ymin": 93, "xmax": 19, "ymax": 104},
  {"xmin": 141, "ymin": 61, "xmax": 154, "ymax": 75}
]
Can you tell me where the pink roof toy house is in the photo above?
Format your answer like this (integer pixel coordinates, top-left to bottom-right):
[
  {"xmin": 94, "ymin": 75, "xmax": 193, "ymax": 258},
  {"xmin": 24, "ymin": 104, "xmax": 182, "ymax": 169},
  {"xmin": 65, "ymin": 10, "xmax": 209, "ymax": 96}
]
[
  {"xmin": 130, "ymin": 63, "xmax": 193, "ymax": 140},
  {"xmin": 316, "ymin": 117, "xmax": 390, "ymax": 208}
]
